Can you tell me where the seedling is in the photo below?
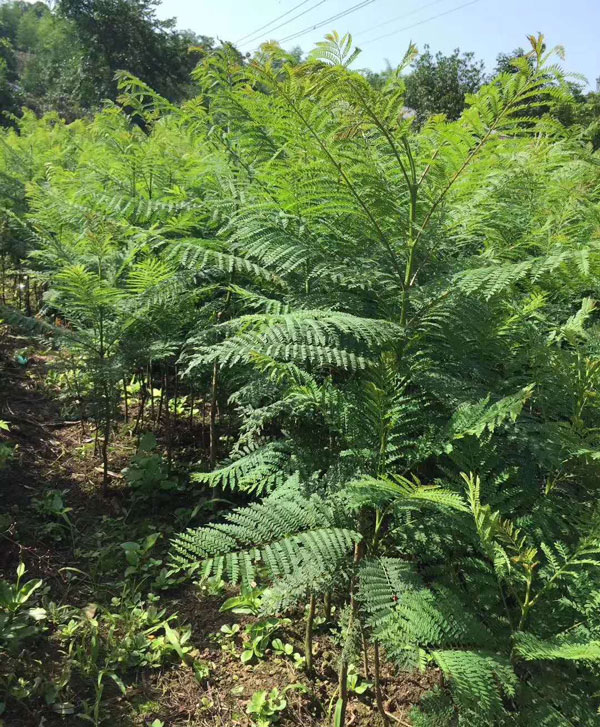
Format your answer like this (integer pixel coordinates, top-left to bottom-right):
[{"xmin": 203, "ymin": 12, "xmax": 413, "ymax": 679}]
[
  {"xmin": 31, "ymin": 489, "xmax": 74, "ymax": 542},
  {"xmin": 241, "ymin": 618, "xmax": 279, "ymax": 664},
  {"xmin": 0, "ymin": 563, "xmax": 47, "ymax": 651},
  {"xmin": 122, "ymin": 433, "xmax": 177, "ymax": 495},
  {"xmin": 246, "ymin": 684, "xmax": 307, "ymax": 726},
  {"xmin": 192, "ymin": 660, "xmax": 211, "ymax": 683},
  {"xmin": 271, "ymin": 638, "xmax": 294, "ymax": 657},
  {"xmin": 347, "ymin": 665, "xmax": 372, "ymax": 695},
  {"xmin": 120, "ymin": 533, "xmax": 161, "ymax": 578},
  {"xmin": 213, "ymin": 623, "xmax": 241, "ymax": 655},
  {"xmin": 220, "ymin": 587, "xmax": 264, "ymax": 616}
]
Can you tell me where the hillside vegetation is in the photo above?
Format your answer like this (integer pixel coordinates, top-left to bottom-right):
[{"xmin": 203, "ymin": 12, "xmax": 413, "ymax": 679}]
[{"xmin": 1, "ymin": 31, "xmax": 600, "ymax": 727}]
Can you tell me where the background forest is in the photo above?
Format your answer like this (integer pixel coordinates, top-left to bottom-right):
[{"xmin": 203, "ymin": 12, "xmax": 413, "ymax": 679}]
[
  {"xmin": 1, "ymin": 3, "xmax": 600, "ymax": 727},
  {"xmin": 0, "ymin": 0, "xmax": 598, "ymax": 129}
]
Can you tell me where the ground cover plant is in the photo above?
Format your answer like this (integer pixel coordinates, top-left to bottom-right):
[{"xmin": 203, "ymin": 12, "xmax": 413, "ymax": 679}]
[{"xmin": 1, "ymin": 30, "xmax": 600, "ymax": 727}]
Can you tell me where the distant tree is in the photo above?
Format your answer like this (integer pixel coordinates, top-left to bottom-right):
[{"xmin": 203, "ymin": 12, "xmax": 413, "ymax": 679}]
[
  {"xmin": 56, "ymin": 0, "xmax": 200, "ymax": 104},
  {"xmin": 0, "ymin": 52, "xmax": 19, "ymax": 122},
  {"xmin": 559, "ymin": 89, "xmax": 600, "ymax": 149},
  {"xmin": 15, "ymin": 3, "xmax": 49, "ymax": 51},
  {"xmin": 361, "ymin": 59, "xmax": 394, "ymax": 90},
  {"xmin": 0, "ymin": 1, "xmax": 25, "ymax": 41},
  {"xmin": 287, "ymin": 45, "xmax": 304, "ymax": 65},
  {"xmin": 19, "ymin": 11, "xmax": 92, "ymax": 118},
  {"xmin": 0, "ymin": 11, "xmax": 21, "ymax": 123},
  {"xmin": 403, "ymin": 45, "xmax": 485, "ymax": 124},
  {"xmin": 494, "ymin": 42, "xmax": 599, "ymax": 146},
  {"xmin": 0, "ymin": 0, "xmax": 220, "ymax": 119},
  {"xmin": 494, "ymin": 47, "xmax": 528, "ymax": 75}
]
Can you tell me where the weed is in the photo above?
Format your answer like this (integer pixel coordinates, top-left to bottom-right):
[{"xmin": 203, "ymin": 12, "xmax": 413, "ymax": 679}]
[
  {"xmin": 247, "ymin": 684, "xmax": 307, "ymax": 726},
  {"xmin": 0, "ymin": 563, "xmax": 47, "ymax": 651}
]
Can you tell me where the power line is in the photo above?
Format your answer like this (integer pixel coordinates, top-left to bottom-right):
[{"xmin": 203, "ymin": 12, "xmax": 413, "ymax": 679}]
[
  {"xmin": 278, "ymin": 0, "xmax": 376, "ymax": 44},
  {"xmin": 236, "ymin": 0, "xmax": 319, "ymax": 44},
  {"xmin": 359, "ymin": 0, "xmax": 448, "ymax": 39},
  {"xmin": 362, "ymin": 0, "xmax": 485, "ymax": 46},
  {"xmin": 275, "ymin": 0, "xmax": 376, "ymax": 46},
  {"xmin": 239, "ymin": 0, "xmax": 329, "ymax": 47}
]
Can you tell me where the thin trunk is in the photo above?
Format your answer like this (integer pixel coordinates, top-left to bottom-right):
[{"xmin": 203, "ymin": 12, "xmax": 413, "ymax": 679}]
[
  {"xmin": 133, "ymin": 383, "xmax": 147, "ymax": 436},
  {"xmin": 360, "ymin": 622, "xmax": 370, "ymax": 680},
  {"xmin": 70, "ymin": 355, "xmax": 83, "ymax": 404},
  {"xmin": 305, "ymin": 594, "xmax": 316, "ymax": 677},
  {"xmin": 189, "ymin": 391, "xmax": 195, "ymax": 431},
  {"xmin": 170, "ymin": 365, "xmax": 179, "ymax": 467},
  {"xmin": 173, "ymin": 365, "xmax": 179, "ymax": 418},
  {"xmin": 324, "ymin": 592, "xmax": 332, "ymax": 621},
  {"xmin": 123, "ymin": 378, "xmax": 129, "ymax": 424},
  {"xmin": 336, "ymin": 660, "xmax": 349, "ymax": 727},
  {"xmin": 157, "ymin": 377, "xmax": 164, "ymax": 426},
  {"xmin": 1, "ymin": 253, "xmax": 6, "ymax": 304},
  {"xmin": 101, "ymin": 385, "xmax": 110, "ymax": 496},
  {"xmin": 165, "ymin": 368, "xmax": 173, "ymax": 473},
  {"xmin": 92, "ymin": 377, "xmax": 100, "ymax": 455},
  {"xmin": 209, "ymin": 362, "xmax": 218, "ymax": 469},
  {"xmin": 24, "ymin": 275, "xmax": 31, "ymax": 316},
  {"xmin": 336, "ymin": 536, "xmax": 364, "ymax": 726},
  {"xmin": 148, "ymin": 365, "xmax": 155, "ymax": 422},
  {"xmin": 373, "ymin": 642, "xmax": 389, "ymax": 726}
]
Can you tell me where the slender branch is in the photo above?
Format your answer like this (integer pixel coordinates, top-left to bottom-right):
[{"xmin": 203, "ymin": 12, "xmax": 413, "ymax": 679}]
[
  {"xmin": 305, "ymin": 593, "xmax": 316, "ymax": 676},
  {"xmin": 417, "ymin": 143, "xmax": 443, "ymax": 188},
  {"xmin": 413, "ymin": 125, "xmax": 496, "ymax": 250},
  {"xmin": 347, "ymin": 79, "xmax": 413, "ymax": 192},
  {"xmin": 373, "ymin": 642, "xmax": 389, "ymax": 727},
  {"xmin": 254, "ymin": 63, "xmax": 405, "ymax": 284}
]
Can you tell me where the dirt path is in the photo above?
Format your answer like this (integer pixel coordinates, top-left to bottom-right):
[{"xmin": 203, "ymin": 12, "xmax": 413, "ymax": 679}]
[
  {"xmin": 1, "ymin": 331, "xmax": 62, "ymax": 498},
  {"xmin": 0, "ymin": 328, "xmax": 106, "ymax": 579}
]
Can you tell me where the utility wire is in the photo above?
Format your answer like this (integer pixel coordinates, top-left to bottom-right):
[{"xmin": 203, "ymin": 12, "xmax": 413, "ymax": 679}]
[
  {"xmin": 239, "ymin": 0, "xmax": 329, "ymax": 47},
  {"xmin": 362, "ymin": 0, "xmax": 485, "ymax": 46},
  {"xmin": 236, "ymin": 0, "xmax": 319, "ymax": 44},
  {"xmin": 275, "ymin": 0, "xmax": 376, "ymax": 46},
  {"xmin": 359, "ymin": 0, "xmax": 448, "ymax": 39}
]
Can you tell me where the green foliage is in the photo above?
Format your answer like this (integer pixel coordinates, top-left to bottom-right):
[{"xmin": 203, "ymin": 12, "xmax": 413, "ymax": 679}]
[
  {"xmin": 220, "ymin": 587, "xmax": 264, "ymax": 616},
  {"xmin": 239, "ymin": 618, "xmax": 280, "ymax": 664},
  {"xmin": 2, "ymin": 27, "xmax": 600, "ymax": 727},
  {"xmin": 0, "ymin": 0, "xmax": 224, "ymax": 119},
  {"xmin": 123, "ymin": 433, "xmax": 177, "ymax": 495},
  {"xmin": 30, "ymin": 489, "xmax": 74, "ymax": 542},
  {"xmin": 171, "ymin": 493, "xmax": 359, "ymax": 590},
  {"xmin": 0, "ymin": 563, "xmax": 47, "ymax": 652},
  {"xmin": 513, "ymin": 632, "xmax": 600, "ymax": 661},
  {"xmin": 345, "ymin": 663, "xmax": 372, "ymax": 695},
  {"xmin": 246, "ymin": 684, "xmax": 306, "ymax": 727},
  {"xmin": 403, "ymin": 45, "xmax": 486, "ymax": 124},
  {"xmin": 120, "ymin": 532, "xmax": 161, "ymax": 578},
  {"xmin": 432, "ymin": 650, "xmax": 517, "ymax": 720},
  {"xmin": 0, "ymin": 420, "xmax": 13, "ymax": 469},
  {"xmin": 55, "ymin": 597, "xmax": 194, "ymax": 725},
  {"xmin": 191, "ymin": 442, "xmax": 289, "ymax": 495}
]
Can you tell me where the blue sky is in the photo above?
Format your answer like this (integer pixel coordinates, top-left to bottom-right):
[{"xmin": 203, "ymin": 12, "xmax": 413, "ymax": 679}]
[{"xmin": 157, "ymin": 0, "xmax": 599, "ymax": 88}]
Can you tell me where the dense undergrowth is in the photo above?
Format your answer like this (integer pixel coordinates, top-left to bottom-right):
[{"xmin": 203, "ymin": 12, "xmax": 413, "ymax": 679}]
[{"xmin": 2, "ymin": 31, "xmax": 600, "ymax": 726}]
